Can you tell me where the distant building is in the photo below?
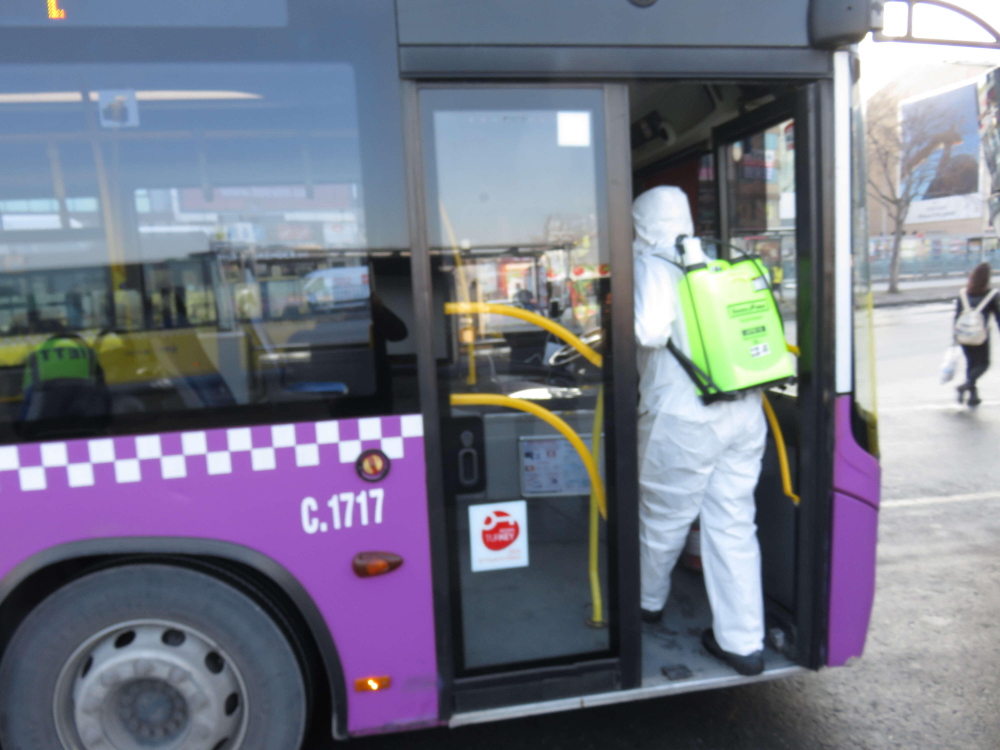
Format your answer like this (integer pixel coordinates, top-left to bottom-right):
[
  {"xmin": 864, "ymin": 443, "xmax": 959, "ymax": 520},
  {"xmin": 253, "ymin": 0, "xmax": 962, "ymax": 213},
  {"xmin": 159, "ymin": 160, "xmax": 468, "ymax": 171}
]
[{"xmin": 867, "ymin": 61, "xmax": 999, "ymax": 271}]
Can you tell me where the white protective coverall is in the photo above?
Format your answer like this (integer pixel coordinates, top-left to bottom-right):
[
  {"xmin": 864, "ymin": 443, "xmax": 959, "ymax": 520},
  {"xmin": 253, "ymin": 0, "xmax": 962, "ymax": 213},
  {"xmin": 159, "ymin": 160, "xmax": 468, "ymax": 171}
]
[{"xmin": 633, "ymin": 186, "xmax": 767, "ymax": 657}]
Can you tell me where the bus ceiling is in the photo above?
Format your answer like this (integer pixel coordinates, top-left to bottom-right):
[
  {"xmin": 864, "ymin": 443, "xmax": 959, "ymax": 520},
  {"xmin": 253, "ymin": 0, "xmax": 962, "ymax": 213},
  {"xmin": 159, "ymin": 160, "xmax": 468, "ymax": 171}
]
[{"xmin": 629, "ymin": 82, "xmax": 793, "ymax": 171}]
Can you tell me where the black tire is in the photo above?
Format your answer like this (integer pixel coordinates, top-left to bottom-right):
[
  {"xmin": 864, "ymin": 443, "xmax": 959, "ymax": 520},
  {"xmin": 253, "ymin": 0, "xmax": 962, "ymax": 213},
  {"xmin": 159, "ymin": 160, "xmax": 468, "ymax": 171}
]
[{"xmin": 0, "ymin": 563, "xmax": 307, "ymax": 750}]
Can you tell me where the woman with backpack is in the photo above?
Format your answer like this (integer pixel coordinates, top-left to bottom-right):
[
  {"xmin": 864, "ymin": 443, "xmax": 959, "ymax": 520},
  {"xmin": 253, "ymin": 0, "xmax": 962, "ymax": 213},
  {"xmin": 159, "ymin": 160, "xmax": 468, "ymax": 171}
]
[{"xmin": 954, "ymin": 262, "xmax": 1000, "ymax": 406}]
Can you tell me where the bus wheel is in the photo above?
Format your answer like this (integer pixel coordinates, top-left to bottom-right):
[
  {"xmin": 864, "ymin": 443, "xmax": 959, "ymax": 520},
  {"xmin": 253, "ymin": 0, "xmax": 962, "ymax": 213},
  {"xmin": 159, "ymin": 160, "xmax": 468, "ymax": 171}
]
[{"xmin": 0, "ymin": 563, "xmax": 307, "ymax": 750}]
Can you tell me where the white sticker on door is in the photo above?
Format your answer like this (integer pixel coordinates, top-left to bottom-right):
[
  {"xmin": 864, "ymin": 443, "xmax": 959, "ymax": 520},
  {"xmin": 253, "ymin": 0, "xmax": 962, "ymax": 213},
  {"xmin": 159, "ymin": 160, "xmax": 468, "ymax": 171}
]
[
  {"xmin": 557, "ymin": 111, "xmax": 591, "ymax": 147},
  {"xmin": 469, "ymin": 500, "xmax": 529, "ymax": 572}
]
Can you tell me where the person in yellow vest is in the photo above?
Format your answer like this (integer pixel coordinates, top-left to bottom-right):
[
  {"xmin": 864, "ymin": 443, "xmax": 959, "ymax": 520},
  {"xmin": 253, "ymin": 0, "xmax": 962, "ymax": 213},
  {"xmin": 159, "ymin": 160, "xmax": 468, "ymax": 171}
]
[
  {"xmin": 770, "ymin": 261, "xmax": 785, "ymax": 302},
  {"xmin": 21, "ymin": 333, "xmax": 109, "ymax": 423}
]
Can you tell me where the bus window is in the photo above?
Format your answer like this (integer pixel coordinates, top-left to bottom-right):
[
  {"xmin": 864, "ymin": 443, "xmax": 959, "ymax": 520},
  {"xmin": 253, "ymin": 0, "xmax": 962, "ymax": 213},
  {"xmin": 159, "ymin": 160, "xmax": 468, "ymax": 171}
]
[
  {"xmin": 851, "ymin": 67, "xmax": 878, "ymax": 456},
  {"xmin": 0, "ymin": 56, "xmax": 413, "ymax": 438}
]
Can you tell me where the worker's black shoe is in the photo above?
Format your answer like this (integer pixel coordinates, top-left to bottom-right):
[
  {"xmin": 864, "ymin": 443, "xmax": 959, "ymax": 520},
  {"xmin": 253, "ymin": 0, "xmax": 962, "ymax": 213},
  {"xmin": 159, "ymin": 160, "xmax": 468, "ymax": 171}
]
[
  {"xmin": 640, "ymin": 607, "xmax": 664, "ymax": 624},
  {"xmin": 701, "ymin": 628, "xmax": 764, "ymax": 676},
  {"xmin": 968, "ymin": 388, "xmax": 982, "ymax": 407},
  {"xmin": 957, "ymin": 383, "xmax": 969, "ymax": 403}
]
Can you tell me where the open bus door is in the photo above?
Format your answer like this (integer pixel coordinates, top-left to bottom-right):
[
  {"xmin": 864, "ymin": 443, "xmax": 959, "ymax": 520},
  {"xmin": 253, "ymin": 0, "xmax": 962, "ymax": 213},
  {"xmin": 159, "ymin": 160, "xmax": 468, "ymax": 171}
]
[
  {"xmin": 406, "ymin": 84, "xmax": 641, "ymax": 712},
  {"xmin": 407, "ymin": 79, "xmax": 831, "ymax": 717}
]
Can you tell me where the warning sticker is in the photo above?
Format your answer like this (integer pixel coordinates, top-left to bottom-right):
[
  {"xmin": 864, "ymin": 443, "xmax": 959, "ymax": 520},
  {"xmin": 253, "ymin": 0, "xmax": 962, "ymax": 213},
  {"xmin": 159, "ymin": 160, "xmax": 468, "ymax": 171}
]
[
  {"xmin": 469, "ymin": 500, "xmax": 529, "ymax": 572},
  {"xmin": 520, "ymin": 435, "xmax": 593, "ymax": 497},
  {"xmin": 749, "ymin": 342, "xmax": 771, "ymax": 358}
]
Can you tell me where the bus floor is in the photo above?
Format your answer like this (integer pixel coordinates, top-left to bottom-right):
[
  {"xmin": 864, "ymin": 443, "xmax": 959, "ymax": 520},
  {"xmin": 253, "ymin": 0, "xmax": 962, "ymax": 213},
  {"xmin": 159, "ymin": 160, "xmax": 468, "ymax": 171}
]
[{"xmin": 641, "ymin": 566, "xmax": 795, "ymax": 686}]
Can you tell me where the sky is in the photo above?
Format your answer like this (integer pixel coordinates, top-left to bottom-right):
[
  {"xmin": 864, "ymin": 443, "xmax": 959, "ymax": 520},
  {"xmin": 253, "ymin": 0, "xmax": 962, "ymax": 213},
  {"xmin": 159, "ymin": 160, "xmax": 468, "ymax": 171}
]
[{"xmin": 858, "ymin": 0, "xmax": 1000, "ymax": 100}]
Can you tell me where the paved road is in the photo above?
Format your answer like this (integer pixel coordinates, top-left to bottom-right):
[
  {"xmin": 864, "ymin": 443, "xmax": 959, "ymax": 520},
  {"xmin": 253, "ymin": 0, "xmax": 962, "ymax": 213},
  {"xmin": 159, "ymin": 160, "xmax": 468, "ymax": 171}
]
[{"xmin": 352, "ymin": 304, "xmax": 1000, "ymax": 750}]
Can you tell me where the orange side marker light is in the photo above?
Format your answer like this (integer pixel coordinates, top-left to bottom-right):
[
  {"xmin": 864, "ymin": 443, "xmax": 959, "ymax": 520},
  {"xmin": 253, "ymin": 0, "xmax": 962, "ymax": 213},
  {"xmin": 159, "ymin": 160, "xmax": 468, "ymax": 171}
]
[
  {"xmin": 355, "ymin": 676, "xmax": 391, "ymax": 692},
  {"xmin": 352, "ymin": 551, "xmax": 403, "ymax": 578}
]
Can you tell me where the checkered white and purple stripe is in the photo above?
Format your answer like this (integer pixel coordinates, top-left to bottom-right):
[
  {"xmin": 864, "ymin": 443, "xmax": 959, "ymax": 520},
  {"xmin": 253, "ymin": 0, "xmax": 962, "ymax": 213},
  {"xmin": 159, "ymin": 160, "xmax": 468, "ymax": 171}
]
[{"xmin": 0, "ymin": 415, "xmax": 424, "ymax": 492}]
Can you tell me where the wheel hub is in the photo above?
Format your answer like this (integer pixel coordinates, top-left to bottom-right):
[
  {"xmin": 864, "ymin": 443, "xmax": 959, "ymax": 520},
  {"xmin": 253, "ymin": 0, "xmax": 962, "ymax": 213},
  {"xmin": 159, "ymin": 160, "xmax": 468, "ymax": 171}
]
[
  {"xmin": 55, "ymin": 621, "xmax": 248, "ymax": 750},
  {"xmin": 114, "ymin": 678, "xmax": 188, "ymax": 743}
]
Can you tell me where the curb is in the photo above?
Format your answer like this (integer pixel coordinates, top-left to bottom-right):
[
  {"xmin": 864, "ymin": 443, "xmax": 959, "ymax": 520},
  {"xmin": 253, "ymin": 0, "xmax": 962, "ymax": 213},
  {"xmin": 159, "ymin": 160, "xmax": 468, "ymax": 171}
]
[{"xmin": 872, "ymin": 295, "xmax": 956, "ymax": 308}]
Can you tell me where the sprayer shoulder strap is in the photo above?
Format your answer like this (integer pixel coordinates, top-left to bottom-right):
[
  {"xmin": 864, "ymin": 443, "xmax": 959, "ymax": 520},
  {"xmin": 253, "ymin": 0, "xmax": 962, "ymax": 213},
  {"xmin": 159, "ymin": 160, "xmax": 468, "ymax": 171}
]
[{"xmin": 665, "ymin": 339, "xmax": 734, "ymax": 405}]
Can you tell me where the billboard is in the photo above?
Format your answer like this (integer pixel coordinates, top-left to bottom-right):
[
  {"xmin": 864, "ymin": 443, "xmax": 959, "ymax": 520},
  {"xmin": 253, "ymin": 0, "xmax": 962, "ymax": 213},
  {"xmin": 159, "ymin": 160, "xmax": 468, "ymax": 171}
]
[
  {"xmin": 979, "ymin": 68, "xmax": 1000, "ymax": 230},
  {"xmin": 902, "ymin": 82, "xmax": 982, "ymax": 224}
]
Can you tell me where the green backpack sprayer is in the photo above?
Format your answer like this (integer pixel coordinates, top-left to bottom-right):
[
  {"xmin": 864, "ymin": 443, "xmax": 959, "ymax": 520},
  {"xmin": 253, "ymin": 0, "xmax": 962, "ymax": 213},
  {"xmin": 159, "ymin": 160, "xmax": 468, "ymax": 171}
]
[{"xmin": 666, "ymin": 237, "xmax": 795, "ymax": 403}]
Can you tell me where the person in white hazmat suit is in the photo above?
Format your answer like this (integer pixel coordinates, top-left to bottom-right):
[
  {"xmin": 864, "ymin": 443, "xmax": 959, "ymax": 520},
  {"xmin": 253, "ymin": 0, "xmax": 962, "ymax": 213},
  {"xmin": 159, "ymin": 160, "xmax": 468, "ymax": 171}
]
[{"xmin": 633, "ymin": 186, "xmax": 768, "ymax": 676}]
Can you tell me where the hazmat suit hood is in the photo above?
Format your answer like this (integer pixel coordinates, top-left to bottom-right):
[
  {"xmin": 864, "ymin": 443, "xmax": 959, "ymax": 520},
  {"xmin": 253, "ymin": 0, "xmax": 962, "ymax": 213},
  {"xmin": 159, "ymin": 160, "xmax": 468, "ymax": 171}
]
[{"xmin": 632, "ymin": 186, "xmax": 705, "ymax": 265}]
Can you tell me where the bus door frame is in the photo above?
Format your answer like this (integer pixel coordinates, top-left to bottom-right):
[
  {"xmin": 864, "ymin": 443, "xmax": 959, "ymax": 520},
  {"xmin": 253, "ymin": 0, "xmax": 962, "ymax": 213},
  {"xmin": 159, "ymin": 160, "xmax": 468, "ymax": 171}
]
[
  {"xmin": 401, "ymin": 81, "xmax": 641, "ymax": 719},
  {"xmin": 711, "ymin": 87, "xmax": 837, "ymax": 670}
]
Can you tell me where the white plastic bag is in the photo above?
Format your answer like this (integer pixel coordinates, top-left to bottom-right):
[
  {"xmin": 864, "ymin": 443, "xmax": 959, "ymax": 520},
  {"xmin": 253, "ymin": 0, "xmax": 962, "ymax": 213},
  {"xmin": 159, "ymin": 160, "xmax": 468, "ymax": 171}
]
[{"xmin": 940, "ymin": 345, "xmax": 961, "ymax": 383}]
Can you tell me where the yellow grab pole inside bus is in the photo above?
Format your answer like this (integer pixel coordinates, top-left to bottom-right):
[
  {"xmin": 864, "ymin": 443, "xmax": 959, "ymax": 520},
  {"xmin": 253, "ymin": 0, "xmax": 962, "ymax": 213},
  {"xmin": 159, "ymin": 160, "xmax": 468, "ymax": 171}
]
[
  {"xmin": 439, "ymin": 202, "xmax": 477, "ymax": 385},
  {"xmin": 444, "ymin": 302, "xmax": 603, "ymax": 368},
  {"xmin": 759, "ymin": 340, "xmax": 802, "ymax": 506},
  {"xmin": 449, "ymin": 393, "xmax": 607, "ymax": 520},
  {"xmin": 761, "ymin": 393, "xmax": 799, "ymax": 506},
  {"xmin": 445, "ymin": 304, "xmax": 607, "ymax": 625},
  {"xmin": 587, "ymin": 386, "xmax": 606, "ymax": 627}
]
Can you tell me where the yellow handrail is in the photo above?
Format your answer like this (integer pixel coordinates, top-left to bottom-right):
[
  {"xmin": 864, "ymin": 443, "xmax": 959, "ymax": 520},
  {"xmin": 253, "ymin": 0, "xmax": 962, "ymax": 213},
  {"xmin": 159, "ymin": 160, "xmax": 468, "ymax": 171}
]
[
  {"xmin": 587, "ymin": 386, "xmax": 606, "ymax": 627},
  {"xmin": 761, "ymin": 392, "xmax": 799, "ymax": 506},
  {"xmin": 449, "ymin": 393, "xmax": 606, "ymax": 520},
  {"xmin": 439, "ymin": 201, "xmax": 476, "ymax": 385},
  {"xmin": 444, "ymin": 302, "xmax": 603, "ymax": 369}
]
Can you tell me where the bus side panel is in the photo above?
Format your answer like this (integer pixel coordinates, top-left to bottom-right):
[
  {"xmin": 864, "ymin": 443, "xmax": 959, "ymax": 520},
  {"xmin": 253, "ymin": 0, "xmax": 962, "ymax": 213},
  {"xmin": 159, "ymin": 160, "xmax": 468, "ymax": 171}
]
[
  {"xmin": 827, "ymin": 492, "xmax": 878, "ymax": 666},
  {"xmin": 828, "ymin": 396, "xmax": 881, "ymax": 666},
  {"xmin": 832, "ymin": 396, "xmax": 881, "ymax": 507},
  {"xmin": 0, "ymin": 415, "xmax": 438, "ymax": 735}
]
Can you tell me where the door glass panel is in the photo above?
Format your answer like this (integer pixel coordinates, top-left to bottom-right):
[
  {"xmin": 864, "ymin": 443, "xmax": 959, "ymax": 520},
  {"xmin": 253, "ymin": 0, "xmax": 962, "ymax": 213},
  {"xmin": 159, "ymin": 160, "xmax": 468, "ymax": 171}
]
[
  {"xmin": 420, "ymin": 88, "xmax": 611, "ymax": 672},
  {"xmin": 726, "ymin": 119, "xmax": 797, "ymax": 344}
]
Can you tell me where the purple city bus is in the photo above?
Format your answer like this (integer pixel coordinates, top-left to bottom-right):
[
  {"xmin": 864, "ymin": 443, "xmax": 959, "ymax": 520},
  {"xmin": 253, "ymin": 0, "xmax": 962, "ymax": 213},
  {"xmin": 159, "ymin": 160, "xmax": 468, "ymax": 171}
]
[{"xmin": 0, "ymin": 1, "xmax": 893, "ymax": 748}]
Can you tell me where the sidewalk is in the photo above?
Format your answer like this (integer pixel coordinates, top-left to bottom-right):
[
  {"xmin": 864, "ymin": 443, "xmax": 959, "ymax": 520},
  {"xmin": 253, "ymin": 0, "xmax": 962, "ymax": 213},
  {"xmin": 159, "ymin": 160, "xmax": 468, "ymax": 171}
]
[{"xmin": 872, "ymin": 279, "xmax": 961, "ymax": 308}]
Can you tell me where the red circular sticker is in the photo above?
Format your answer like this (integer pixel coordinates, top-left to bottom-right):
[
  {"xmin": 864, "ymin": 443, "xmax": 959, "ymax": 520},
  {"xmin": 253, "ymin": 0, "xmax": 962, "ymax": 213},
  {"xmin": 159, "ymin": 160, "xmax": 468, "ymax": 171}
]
[
  {"xmin": 481, "ymin": 510, "xmax": 520, "ymax": 551},
  {"xmin": 356, "ymin": 449, "xmax": 390, "ymax": 482}
]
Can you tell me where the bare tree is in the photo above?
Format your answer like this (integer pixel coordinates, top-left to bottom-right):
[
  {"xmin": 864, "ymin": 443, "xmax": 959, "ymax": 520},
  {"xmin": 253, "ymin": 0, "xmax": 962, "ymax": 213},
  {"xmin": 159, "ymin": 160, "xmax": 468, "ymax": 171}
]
[{"xmin": 866, "ymin": 87, "xmax": 960, "ymax": 293}]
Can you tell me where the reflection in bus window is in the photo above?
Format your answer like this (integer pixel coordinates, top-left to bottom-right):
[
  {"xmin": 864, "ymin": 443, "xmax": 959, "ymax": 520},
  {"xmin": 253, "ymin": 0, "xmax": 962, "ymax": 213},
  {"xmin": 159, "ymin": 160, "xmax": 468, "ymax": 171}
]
[
  {"xmin": 0, "ymin": 62, "xmax": 413, "ymax": 436},
  {"xmin": 726, "ymin": 119, "xmax": 797, "ymax": 340}
]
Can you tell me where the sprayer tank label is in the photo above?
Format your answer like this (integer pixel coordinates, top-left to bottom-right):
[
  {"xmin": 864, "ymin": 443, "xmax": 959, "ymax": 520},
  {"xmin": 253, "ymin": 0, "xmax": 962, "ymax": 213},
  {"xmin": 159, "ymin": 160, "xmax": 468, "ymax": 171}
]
[{"xmin": 727, "ymin": 301, "xmax": 769, "ymax": 318}]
